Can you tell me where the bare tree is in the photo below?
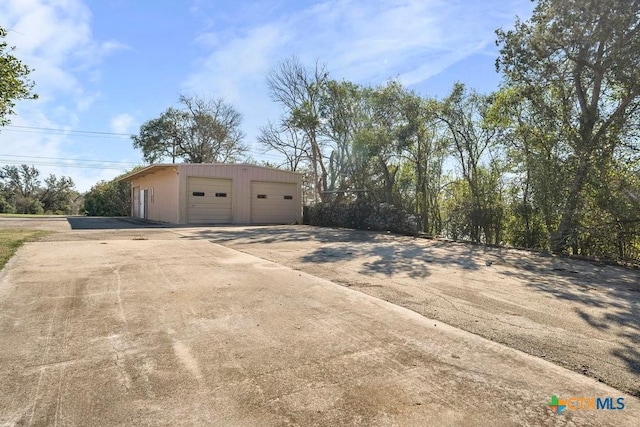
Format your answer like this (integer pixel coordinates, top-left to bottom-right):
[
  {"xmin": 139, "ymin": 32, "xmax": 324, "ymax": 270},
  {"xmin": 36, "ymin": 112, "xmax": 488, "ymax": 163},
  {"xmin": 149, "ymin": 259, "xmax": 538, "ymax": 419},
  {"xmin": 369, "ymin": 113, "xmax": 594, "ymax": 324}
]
[
  {"xmin": 267, "ymin": 56, "xmax": 329, "ymax": 201},
  {"xmin": 257, "ymin": 121, "xmax": 309, "ymax": 171}
]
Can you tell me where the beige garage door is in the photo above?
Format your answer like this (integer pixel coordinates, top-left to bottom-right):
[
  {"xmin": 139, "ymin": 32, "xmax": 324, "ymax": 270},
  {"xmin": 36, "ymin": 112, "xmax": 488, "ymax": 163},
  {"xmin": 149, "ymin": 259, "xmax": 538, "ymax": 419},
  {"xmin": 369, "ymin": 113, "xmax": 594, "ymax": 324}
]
[
  {"xmin": 187, "ymin": 177, "xmax": 232, "ymax": 224},
  {"xmin": 251, "ymin": 181, "xmax": 298, "ymax": 224}
]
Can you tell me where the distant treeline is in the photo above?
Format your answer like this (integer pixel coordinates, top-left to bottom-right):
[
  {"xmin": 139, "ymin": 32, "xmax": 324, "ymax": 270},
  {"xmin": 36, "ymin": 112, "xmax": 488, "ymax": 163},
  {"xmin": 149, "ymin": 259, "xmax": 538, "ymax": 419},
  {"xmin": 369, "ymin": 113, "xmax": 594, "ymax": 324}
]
[{"xmin": 0, "ymin": 164, "xmax": 81, "ymax": 215}]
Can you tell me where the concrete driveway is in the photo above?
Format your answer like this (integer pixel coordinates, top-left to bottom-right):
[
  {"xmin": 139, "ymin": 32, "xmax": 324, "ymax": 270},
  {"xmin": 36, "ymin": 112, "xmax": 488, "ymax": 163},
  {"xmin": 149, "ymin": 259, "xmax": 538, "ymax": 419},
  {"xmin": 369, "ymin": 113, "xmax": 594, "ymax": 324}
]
[
  {"xmin": 197, "ymin": 226, "xmax": 640, "ymax": 399},
  {"xmin": 0, "ymin": 218, "xmax": 638, "ymax": 426}
]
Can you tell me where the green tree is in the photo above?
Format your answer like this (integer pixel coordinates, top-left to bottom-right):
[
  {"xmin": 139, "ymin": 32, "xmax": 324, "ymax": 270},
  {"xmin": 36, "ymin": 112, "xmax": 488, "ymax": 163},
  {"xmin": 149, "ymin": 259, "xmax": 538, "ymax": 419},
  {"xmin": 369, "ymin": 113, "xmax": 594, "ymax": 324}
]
[
  {"xmin": 0, "ymin": 27, "xmax": 37, "ymax": 127},
  {"xmin": 320, "ymin": 80, "xmax": 376, "ymax": 201},
  {"xmin": 440, "ymin": 178, "xmax": 474, "ymax": 241},
  {"xmin": 0, "ymin": 164, "xmax": 40, "ymax": 199},
  {"xmin": 396, "ymin": 94, "xmax": 447, "ymax": 235},
  {"xmin": 0, "ymin": 165, "xmax": 77, "ymax": 214},
  {"xmin": 488, "ymin": 86, "xmax": 566, "ymax": 249},
  {"xmin": 366, "ymin": 81, "xmax": 410, "ymax": 205},
  {"xmin": 83, "ymin": 178, "xmax": 131, "ymax": 216},
  {"xmin": 497, "ymin": 0, "xmax": 640, "ymax": 253},
  {"xmin": 132, "ymin": 94, "xmax": 247, "ymax": 164},
  {"xmin": 40, "ymin": 174, "xmax": 76, "ymax": 214},
  {"xmin": 439, "ymin": 84, "xmax": 505, "ymax": 243}
]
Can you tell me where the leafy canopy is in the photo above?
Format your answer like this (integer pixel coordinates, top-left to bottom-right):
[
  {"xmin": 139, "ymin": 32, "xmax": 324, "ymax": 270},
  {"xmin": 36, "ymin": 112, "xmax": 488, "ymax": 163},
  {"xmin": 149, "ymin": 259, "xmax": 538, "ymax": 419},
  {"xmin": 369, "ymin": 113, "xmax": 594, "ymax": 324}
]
[
  {"xmin": 132, "ymin": 94, "xmax": 247, "ymax": 164},
  {"xmin": 0, "ymin": 26, "xmax": 37, "ymax": 127}
]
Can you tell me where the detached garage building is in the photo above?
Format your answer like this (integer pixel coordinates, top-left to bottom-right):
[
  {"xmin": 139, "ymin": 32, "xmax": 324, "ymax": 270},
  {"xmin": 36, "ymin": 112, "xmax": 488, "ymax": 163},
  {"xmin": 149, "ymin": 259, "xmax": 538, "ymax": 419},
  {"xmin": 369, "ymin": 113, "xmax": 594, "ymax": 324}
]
[{"xmin": 119, "ymin": 163, "xmax": 302, "ymax": 225}]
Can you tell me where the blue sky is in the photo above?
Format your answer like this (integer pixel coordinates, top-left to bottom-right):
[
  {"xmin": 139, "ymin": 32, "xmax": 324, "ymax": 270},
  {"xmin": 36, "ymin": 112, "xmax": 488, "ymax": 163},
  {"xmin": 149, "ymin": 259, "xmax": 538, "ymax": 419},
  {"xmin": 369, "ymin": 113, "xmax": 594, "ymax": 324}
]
[{"xmin": 0, "ymin": 0, "xmax": 534, "ymax": 191}]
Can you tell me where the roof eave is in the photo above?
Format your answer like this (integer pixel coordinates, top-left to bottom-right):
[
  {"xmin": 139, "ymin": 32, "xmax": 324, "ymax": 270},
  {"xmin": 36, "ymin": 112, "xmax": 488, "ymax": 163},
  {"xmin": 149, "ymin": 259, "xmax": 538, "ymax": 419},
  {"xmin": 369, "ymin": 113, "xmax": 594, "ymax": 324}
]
[{"xmin": 117, "ymin": 164, "xmax": 176, "ymax": 182}]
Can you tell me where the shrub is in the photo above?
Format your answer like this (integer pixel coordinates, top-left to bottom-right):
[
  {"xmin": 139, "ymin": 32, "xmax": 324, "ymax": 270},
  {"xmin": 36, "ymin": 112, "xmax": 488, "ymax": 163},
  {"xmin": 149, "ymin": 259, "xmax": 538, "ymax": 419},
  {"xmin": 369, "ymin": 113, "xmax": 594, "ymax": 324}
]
[{"xmin": 306, "ymin": 201, "xmax": 418, "ymax": 235}]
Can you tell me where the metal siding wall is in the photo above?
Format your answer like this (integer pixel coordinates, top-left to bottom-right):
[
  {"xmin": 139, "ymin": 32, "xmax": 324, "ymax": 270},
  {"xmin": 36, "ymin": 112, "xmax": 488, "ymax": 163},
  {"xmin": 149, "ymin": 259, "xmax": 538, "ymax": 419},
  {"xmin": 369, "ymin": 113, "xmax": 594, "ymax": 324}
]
[
  {"xmin": 177, "ymin": 167, "xmax": 187, "ymax": 224},
  {"xmin": 234, "ymin": 166, "xmax": 251, "ymax": 223},
  {"xmin": 177, "ymin": 164, "xmax": 302, "ymax": 224},
  {"xmin": 129, "ymin": 168, "xmax": 179, "ymax": 223}
]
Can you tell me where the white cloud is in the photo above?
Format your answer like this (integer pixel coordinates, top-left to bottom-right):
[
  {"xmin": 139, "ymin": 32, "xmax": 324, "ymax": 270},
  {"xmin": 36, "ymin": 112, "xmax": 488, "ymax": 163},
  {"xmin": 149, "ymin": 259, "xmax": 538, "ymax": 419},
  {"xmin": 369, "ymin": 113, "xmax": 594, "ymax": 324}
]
[
  {"xmin": 0, "ymin": 0, "xmax": 127, "ymax": 115},
  {"xmin": 183, "ymin": 24, "xmax": 289, "ymax": 153},
  {"xmin": 279, "ymin": 0, "xmax": 523, "ymax": 85},
  {"xmin": 193, "ymin": 32, "xmax": 220, "ymax": 48},
  {"xmin": 110, "ymin": 113, "xmax": 135, "ymax": 135},
  {"xmin": 286, "ymin": 0, "xmax": 447, "ymax": 81},
  {"xmin": 399, "ymin": 41, "xmax": 491, "ymax": 86},
  {"xmin": 100, "ymin": 40, "xmax": 130, "ymax": 55},
  {"xmin": 0, "ymin": 0, "xmax": 129, "ymax": 192},
  {"xmin": 185, "ymin": 24, "xmax": 287, "ymax": 103},
  {"xmin": 185, "ymin": 0, "xmax": 500, "ymax": 93},
  {"xmin": 67, "ymin": 165, "xmax": 130, "ymax": 193},
  {"xmin": 3, "ymin": 1, "xmax": 90, "ymax": 98}
]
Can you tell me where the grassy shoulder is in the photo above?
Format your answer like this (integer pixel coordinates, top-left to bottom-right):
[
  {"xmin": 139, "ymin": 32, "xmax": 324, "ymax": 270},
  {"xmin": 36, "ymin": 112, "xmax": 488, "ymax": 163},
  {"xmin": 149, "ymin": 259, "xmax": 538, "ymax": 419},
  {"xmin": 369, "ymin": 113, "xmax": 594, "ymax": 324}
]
[
  {"xmin": 0, "ymin": 229, "xmax": 51, "ymax": 270},
  {"xmin": 0, "ymin": 213, "xmax": 63, "ymax": 218}
]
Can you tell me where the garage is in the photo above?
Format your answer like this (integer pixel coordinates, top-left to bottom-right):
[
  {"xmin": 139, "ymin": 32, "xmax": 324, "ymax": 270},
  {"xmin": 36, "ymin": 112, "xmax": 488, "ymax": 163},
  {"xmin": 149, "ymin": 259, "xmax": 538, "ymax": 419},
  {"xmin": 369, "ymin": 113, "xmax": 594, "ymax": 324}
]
[
  {"xmin": 251, "ymin": 181, "xmax": 298, "ymax": 224},
  {"xmin": 187, "ymin": 177, "xmax": 232, "ymax": 224},
  {"xmin": 119, "ymin": 163, "xmax": 302, "ymax": 225}
]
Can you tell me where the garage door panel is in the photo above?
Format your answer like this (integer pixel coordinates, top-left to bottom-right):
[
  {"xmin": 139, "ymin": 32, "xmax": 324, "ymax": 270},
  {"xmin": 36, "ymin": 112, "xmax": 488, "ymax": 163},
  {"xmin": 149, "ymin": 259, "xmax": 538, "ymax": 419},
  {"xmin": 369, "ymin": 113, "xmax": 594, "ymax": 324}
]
[
  {"xmin": 187, "ymin": 204, "xmax": 230, "ymax": 209},
  {"xmin": 187, "ymin": 194, "xmax": 230, "ymax": 200},
  {"xmin": 187, "ymin": 177, "xmax": 232, "ymax": 224},
  {"xmin": 187, "ymin": 208, "xmax": 232, "ymax": 215},
  {"xmin": 188, "ymin": 190, "xmax": 229, "ymax": 197},
  {"xmin": 251, "ymin": 182, "xmax": 298, "ymax": 224},
  {"xmin": 252, "ymin": 199, "xmax": 293, "ymax": 206},
  {"xmin": 187, "ymin": 204, "xmax": 230, "ymax": 213}
]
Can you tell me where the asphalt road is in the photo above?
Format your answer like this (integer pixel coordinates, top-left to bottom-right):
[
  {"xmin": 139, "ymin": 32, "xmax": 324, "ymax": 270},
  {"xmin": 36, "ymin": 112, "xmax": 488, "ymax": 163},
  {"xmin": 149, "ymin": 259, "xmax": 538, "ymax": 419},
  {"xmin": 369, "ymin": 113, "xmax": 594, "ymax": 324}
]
[{"xmin": 0, "ymin": 217, "xmax": 638, "ymax": 426}]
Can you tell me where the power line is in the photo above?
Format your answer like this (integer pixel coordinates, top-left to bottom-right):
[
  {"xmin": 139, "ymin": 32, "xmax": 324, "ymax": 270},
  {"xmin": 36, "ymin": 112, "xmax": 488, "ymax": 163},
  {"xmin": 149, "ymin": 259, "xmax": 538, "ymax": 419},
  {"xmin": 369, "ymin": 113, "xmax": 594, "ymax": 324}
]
[
  {"xmin": 0, "ymin": 159, "xmax": 131, "ymax": 170},
  {"xmin": 6, "ymin": 28, "xmax": 26, "ymax": 36},
  {"xmin": 2, "ymin": 126, "xmax": 294, "ymax": 160},
  {"xmin": 1, "ymin": 128, "xmax": 131, "ymax": 140},
  {"xmin": 0, "ymin": 149, "xmax": 284, "ymax": 164},
  {"xmin": 5, "ymin": 125, "xmax": 133, "ymax": 136},
  {"xmin": 1, "ymin": 123, "xmax": 289, "ymax": 163},
  {"xmin": 0, "ymin": 154, "xmax": 139, "ymax": 165}
]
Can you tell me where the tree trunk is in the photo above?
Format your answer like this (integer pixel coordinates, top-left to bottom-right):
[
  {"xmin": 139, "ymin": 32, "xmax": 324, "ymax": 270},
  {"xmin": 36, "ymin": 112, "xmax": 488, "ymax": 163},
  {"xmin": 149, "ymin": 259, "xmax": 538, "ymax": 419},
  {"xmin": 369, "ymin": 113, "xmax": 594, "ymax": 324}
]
[
  {"xmin": 551, "ymin": 161, "xmax": 589, "ymax": 253},
  {"xmin": 380, "ymin": 159, "xmax": 396, "ymax": 205}
]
